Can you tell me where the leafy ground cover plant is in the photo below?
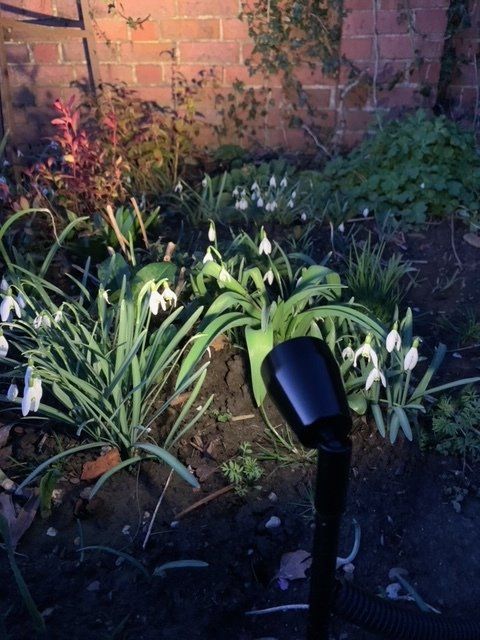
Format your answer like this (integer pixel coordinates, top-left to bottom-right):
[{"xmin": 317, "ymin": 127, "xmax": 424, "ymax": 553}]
[
  {"xmin": 428, "ymin": 390, "xmax": 480, "ymax": 462},
  {"xmin": 0, "ymin": 260, "xmax": 211, "ymax": 494},
  {"xmin": 304, "ymin": 110, "xmax": 480, "ymax": 225}
]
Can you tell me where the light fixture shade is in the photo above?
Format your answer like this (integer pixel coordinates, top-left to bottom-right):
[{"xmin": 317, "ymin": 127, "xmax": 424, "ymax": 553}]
[{"xmin": 261, "ymin": 337, "xmax": 352, "ymax": 449}]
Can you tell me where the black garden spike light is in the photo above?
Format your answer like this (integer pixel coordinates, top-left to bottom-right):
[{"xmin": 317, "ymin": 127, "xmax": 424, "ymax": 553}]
[{"xmin": 261, "ymin": 336, "xmax": 480, "ymax": 640}]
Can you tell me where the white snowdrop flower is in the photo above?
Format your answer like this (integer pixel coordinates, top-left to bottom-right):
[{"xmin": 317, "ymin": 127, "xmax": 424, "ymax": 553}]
[
  {"xmin": 42, "ymin": 314, "xmax": 51, "ymax": 329},
  {"xmin": 149, "ymin": 290, "xmax": 166, "ymax": 315},
  {"xmin": 265, "ymin": 202, "xmax": 272, "ymax": 212},
  {"xmin": 404, "ymin": 339, "xmax": 420, "ymax": 371},
  {"xmin": 0, "ymin": 278, "xmax": 8, "ymax": 292},
  {"xmin": 271, "ymin": 200, "xmax": 278, "ymax": 211},
  {"xmin": 353, "ymin": 335, "xmax": 378, "ymax": 368},
  {"xmin": 301, "ymin": 212, "xmax": 307, "ymax": 222},
  {"xmin": 232, "ymin": 186, "xmax": 239, "ymax": 197},
  {"xmin": 263, "ymin": 269, "xmax": 274, "ymax": 286},
  {"xmin": 251, "ymin": 191, "xmax": 257, "ymax": 201},
  {"xmin": 338, "ymin": 222, "xmax": 345, "ymax": 233},
  {"xmin": 251, "ymin": 181, "xmax": 260, "ymax": 192},
  {"xmin": 280, "ymin": 176, "xmax": 287, "ymax": 188},
  {"xmin": 362, "ymin": 207, "xmax": 369, "ymax": 218},
  {"xmin": 291, "ymin": 190, "xmax": 297, "ymax": 199},
  {"xmin": 101, "ymin": 289, "xmax": 110, "ymax": 303},
  {"xmin": 54, "ymin": 309, "xmax": 63, "ymax": 323},
  {"xmin": 162, "ymin": 283, "xmax": 177, "ymax": 308},
  {"xmin": 288, "ymin": 199, "xmax": 294, "ymax": 208},
  {"xmin": 238, "ymin": 197, "xmax": 248, "ymax": 211},
  {"xmin": 22, "ymin": 376, "xmax": 42, "ymax": 416},
  {"xmin": 420, "ymin": 182, "xmax": 425, "ymax": 190},
  {"xmin": 257, "ymin": 197, "xmax": 264, "ymax": 208},
  {"xmin": 341, "ymin": 346, "xmax": 355, "ymax": 361},
  {"xmin": 365, "ymin": 367, "xmax": 386, "ymax": 391},
  {"xmin": 258, "ymin": 229, "xmax": 272, "ymax": 256},
  {"xmin": 0, "ymin": 293, "xmax": 21, "ymax": 322},
  {"xmin": 203, "ymin": 248, "xmax": 214, "ymax": 264},
  {"xmin": 208, "ymin": 221, "xmax": 216, "ymax": 243},
  {"xmin": 269, "ymin": 175, "xmax": 277, "ymax": 189},
  {"xmin": 7, "ymin": 383, "xmax": 18, "ymax": 401},
  {"xmin": 16, "ymin": 294, "xmax": 26, "ymax": 310},
  {"xmin": 201, "ymin": 176, "xmax": 207, "ymax": 188},
  {"xmin": 218, "ymin": 266, "xmax": 231, "ymax": 283},
  {"xmin": 33, "ymin": 314, "xmax": 43, "ymax": 329},
  {"xmin": 174, "ymin": 181, "xmax": 183, "ymax": 194},
  {"xmin": 241, "ymin": 189, "xmax": 246, "ymax": 198},
  {"xmin": 386, "ymin": 326, "xmax": 401, "ymax": 353},
  {"xmin": 0, "ymin": 333, "xmax": 8, "ymax": 357}
]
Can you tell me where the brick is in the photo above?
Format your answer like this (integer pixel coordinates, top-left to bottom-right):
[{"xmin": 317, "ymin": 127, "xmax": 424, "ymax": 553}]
[
  {"xmin": 377, "ymin": 10, "xmax": 409, "ymax": 33},
  {"xmin": 5, "ymin": 43, "xmax": 30, "ymax": 64},
  {"xmin": 419, "ymin": 39, "xmax": 444, "ymax": 58},
  {"xmin": 343, "ymin": 0, "xmax": 373, "ymax": 10},
  {"xmin": 171, "ymin": 64, "xmax": 220, "ymax": 82},
  {"xmin": 378, "ymin": 34, "xmax": 415, "ymax": 58},
  {"xmin": 222, "ymin": 18, "xmax": 249, "ymax": 40},
  {"xmin": 377, "ymin": 84, "xmax": 422, "ymax": 107},
  {"xmin": 342, "ymin": 10, "xmax": 374, "ymax": 36},
  {"xmin": 130, "ymin": 0, "xmax": 177, "ymax": 18},
  {"xmin": 32, "ymin": 43, "xmax": 59, "ymax": 64},
  {"xmin": 131, "ymin": 20, "xmax": 159, "ymax": 41},
  {"xmin": 135, "ymin": 63, "xmax": 164, "ymax": 84},
  {"xmin": 61, "ymin": 41, "xmax": 87, "ymax": 62},
  {"xmin": 304, "ymin": 88, "xmax": 335, "ymax": 109},
  {"xmin": 136, "ymin": 86, "xmax": 175, "ymax": 105},
  {"xmin": 96, "ymin": 42, "xmax": 119, "ymax": 63},
  {"xmin": 179, "ymin": 41, "xmax": 239, "ymax": 63},
  {"xmin": 158, "ymin": 19, "xmax": 221, "ymax": 40},
  {"xmin": 95, "ymin": 18, "xmax": 129, "ymax": 41},
  {"xmin": 120, "ymin": 42, "xmax": 171, "ymax": 63},
  {"xmin": 178, "ymin": 0, "xmax": 240, "ymax": 16},
  {"xmin": 223, "ymin": 64, "xmax": 262, "ymax": 85},
  {"xmin": 414, "ymin": 9, "xmax": 447, "ymax": 33},
  {"xmin": 341, "ymin": 109, "xmax": 375, "ymax": 129},
  {"xmin": 241, "ymin": 43, "xmax": 255, "ymax": 63},
  {"xmin": 341, "ymin": 37, "xmax": 373, "ymax": 60},
  {"xmin": 407, "ymin": 60, "xmax": 441, "ymax": 83},
  {"xmin": 35, "ymin": 65, "xmax": 75, "ymax": 86},
  {"xmin": 100, "ymin": 63, "xmax": 135, "ymax": 83}
]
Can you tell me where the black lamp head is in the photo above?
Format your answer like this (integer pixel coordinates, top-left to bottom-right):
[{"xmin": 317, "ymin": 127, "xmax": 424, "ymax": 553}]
[{"xmin": 261, "ymin": 337, "xmax": 352, "ymax": 450}]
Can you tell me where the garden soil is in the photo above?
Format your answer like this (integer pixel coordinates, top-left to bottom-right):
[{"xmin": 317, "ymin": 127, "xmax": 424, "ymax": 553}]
[{"xmin": 1, "ymin": 221, "xmax": 480, "ymax": 640}]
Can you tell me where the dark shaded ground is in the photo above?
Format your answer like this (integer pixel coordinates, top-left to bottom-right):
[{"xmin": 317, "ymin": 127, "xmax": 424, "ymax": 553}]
[{"xmin": 0, "ymin": 220, "xmax": 479, "ymax": 640}]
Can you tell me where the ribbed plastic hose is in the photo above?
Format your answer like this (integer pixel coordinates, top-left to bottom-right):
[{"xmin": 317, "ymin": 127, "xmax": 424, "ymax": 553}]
[{"xmin": 334, "ymin": 581, "xmax": 480, "ymax": 640}]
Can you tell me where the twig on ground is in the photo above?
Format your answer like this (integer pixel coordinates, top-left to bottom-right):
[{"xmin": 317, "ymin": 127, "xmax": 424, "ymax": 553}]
[
  {"xmin": 246, "ymin": 604, "xmax": 309, "ymax": 616},
  {"xmin": 130, "ymin": 197, "xmax": 149, "ymax": 248},
  {"xmin": 174, "ymin": 485, "xmax": 234, "ymax": 520},
  {"xmin": 143, "ymin": 469, "xmax": 174, "ymax": 550},
  {"xmin": 450, "ymin": 215, "xmax": 463, "ymax": 269}
]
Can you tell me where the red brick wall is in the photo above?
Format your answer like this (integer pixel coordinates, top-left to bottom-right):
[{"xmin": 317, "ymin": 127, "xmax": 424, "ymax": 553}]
[{"xmin": 0, "ymin": 0, "xmax": 455, "ymax": 151}]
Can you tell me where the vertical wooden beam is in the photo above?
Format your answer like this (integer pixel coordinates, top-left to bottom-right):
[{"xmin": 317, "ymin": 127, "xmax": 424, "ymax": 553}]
[
  {"xmin": 78, "ymin": 0, "xmax": 101, "ymax": 93},
  {"xmin": 0, "ymin": 20, "xmax": 16, "ymax": 167}
]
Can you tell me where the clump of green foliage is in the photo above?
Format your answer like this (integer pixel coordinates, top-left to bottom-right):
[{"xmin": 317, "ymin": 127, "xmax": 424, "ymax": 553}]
[
  {"xmin": 221, "ymin": 442, "xmax": 263, "ymax": 495},
  {"xmin": 428, "ymin": 390, "xmax": 480, "ymax": 462},
  {"xmin": 344, "ymin": 236, "xmax": 416, "ymax": 322},
  {"xmin": 306, "ymin": 110, "xmax": 480, "ymax": 225}
]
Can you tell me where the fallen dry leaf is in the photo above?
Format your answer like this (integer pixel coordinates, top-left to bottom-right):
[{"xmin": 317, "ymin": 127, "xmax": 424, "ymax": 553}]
[
  {"xmin": 463, "ymin": 233, "xmax": 480, "ymax": 248},
  {"xmin": 81, "ymin": 448, "xmax": 121, "ymax": 482},
  {"xmin": 0, "ymin": 424, "xmax": 13, "ymax": 448},
  {"xmin": 276, "ymin": 549, "xmax": 312, "ymax": 590},
  {"xmin": 0, "ymin": 492, "xmax": 39, "ymax": 548},
  {"xmin": 211, "ymin": 334, "xmax": 228, "ymax": 352}
]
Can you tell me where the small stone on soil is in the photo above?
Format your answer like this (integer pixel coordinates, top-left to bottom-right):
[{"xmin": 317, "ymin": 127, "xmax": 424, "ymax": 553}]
[
  {"xmin": 265, "ymin": 516, "xmax": 281, "ymax": 529},
  {"xmin": 86, "ymin": 581, "xmax": 100, "ymax": 592},
  {"xmin": 46, "ymin": 527, "xmax": 58, "ymax": 537}
]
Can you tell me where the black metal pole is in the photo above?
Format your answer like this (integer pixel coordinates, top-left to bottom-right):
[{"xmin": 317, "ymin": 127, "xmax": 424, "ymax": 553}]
[{"xmin": 307, "ymin": 442, "xmax": 351, "ymax": 640}]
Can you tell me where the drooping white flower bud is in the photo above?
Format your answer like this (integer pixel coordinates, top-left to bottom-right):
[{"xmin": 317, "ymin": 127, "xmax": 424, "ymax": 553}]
[
  {"xmin": 365, "ymin": 367, "xmax": 386, "ymax": 390},
  {"xmin": 149, "ymin": 290, "xmax": 166, "ymax": 315},
  {"xmin": 203, "ymin": 248, "xmax": 214, "ymax": 264},
  {"xmin": 353, "ymin": 334, "xmax": 378, "ymax": 368},
  {"xmin": 0, "ymin": 332, "xmax": 8, "ymax": 357},
  {"xmin": 7, "ymin": 383, "xmax": 18, "ymax": 401},
  {"xmin": 208, "ymin": 221, "xmax": 216, "ymax": 243},
  {"xmin": 258, "ymin": 228, "xmax": 272, "ymax": 256},
  {"xmin": 341, "ymin": 346, "xmax": 355, "ymax": 361},
  {"xmin": 263, "ymin": 269, "xmax": 274, "ymax": 286},
  {"xmin": 0, "ymin": 293, "xmax": 21, "ymax": 322},
  {"xmin": 404, "ymin": 339, "xmax": 420, "ymax": 371},
  {"xmin": 386, "ymin": 326, "xmax": 401, "ymax": 353}
]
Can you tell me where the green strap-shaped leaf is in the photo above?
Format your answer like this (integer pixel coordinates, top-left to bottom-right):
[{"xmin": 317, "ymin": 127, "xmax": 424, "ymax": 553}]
[
  {"xmin": 134, "ymin": 442, "xmax": 199, "ymax": 488},
  {"xmin": 393, "ymin": 406, "xmax": 413, "ymax": 441},
  {"xmin": 176, "ymin": 312, "xmax": 257, "ymax": 388},
  {"xmin": 245, "ymin": 325, "xmax": 274, "ymax": 406},
  {"xmin": 371, "ymin": 403, "xmax": 386, "ymax": 437}
]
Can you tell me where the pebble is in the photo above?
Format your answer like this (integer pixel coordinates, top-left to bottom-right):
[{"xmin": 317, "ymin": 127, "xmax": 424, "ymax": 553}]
[
  {"xmin": 170, "ymin": 520, "xmax": 179, "ymax": 528},
  {"xmin": 86, "ymin": 581, "xmax": 100, "ymax": 592},
  {"xmin": 46, "ymin": 527, "xmax": 57, "ymax": 537},
  {"xmin": 121, "ymin": 524, "xmax": 131, "ymax": 536},
  {"xmin": 265, "ymin": 516, "xmax": 281, "ymax": 529},
  {"xmin": 452, "ymin": 352, "xmax": 462, "ymax": 359},
  {"xmin": 268, "ymin": 492, "xmax": 278, "ymax": 502}
]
